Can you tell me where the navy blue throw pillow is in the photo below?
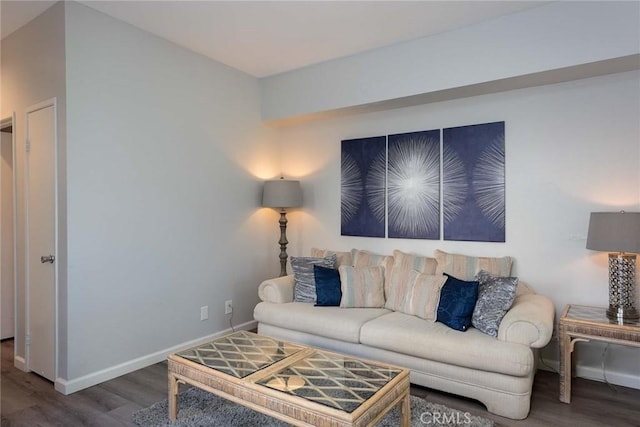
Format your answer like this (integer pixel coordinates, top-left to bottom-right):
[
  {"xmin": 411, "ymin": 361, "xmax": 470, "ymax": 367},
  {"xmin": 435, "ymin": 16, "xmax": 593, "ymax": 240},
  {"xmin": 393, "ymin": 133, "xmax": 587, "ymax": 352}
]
[
  {"xmin": 313, "ymin": 265, "xmax": 342, "ymax": 306},
  {"xmin": 436, "ymin": 273, "xmax": 479, "ymax": 331}
]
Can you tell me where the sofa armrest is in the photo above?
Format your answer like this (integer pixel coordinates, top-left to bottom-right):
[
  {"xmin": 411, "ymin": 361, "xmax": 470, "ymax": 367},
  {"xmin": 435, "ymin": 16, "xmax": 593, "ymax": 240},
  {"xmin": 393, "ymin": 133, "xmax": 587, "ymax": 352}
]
[
  {"xmin": 498, "ymin": 293, "xmax": 555, "ymax": 348},
  {"xmin": 258, "ymin": 275, "xmax": 295, "ymax": 303}
]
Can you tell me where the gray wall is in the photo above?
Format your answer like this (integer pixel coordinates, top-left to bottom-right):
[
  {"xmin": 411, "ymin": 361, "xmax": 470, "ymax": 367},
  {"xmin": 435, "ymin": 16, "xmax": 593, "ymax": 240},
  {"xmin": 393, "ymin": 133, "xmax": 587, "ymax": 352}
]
[{"xmin": 62, "ymin": 2, "xmax": 279, "ymax": 387}]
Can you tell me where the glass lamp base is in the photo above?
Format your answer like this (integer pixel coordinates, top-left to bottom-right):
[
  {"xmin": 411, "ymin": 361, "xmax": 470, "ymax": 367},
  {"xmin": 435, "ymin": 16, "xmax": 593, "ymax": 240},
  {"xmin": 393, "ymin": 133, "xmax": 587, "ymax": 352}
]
[
  {"xmin": 606, "ymin": 306, "xmax": 640, "ymax": 321},
  {"xmin": 607, "ymin": 253, "xmax": 639, "ymax": 322}
]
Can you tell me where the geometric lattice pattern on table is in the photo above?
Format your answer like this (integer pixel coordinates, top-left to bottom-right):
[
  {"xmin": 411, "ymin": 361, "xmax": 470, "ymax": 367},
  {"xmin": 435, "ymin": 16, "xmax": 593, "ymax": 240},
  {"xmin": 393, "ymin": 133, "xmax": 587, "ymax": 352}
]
[
  {"xmin": 256, "ymin": 350, "xmax": 402, "ymax": 413},
  {"xmin": 176, "ymin": 331, "xmax": 304, "ymax": 378}
]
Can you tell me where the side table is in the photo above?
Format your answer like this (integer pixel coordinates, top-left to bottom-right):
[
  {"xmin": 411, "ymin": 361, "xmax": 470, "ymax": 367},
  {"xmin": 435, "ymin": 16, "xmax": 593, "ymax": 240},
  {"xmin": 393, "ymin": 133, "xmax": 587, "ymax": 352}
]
[{"xmin": 558, "ymin": 304, "xmax": 640, "ymax": 403}]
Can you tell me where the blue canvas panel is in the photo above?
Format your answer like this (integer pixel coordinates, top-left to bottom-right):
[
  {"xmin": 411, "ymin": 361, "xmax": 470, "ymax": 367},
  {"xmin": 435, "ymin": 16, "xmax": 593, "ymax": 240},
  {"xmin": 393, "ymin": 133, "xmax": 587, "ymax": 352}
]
[
  {"xmin": 341, "ymin": 136, "xmax": 386, "ymax": 237},
  {"xmin": 443, "ymin": 122, "xmax": 505, "ymax": 242},
  {"xmin": 387, "ymin": 130, "xmax": 440, "ymax": 239}
]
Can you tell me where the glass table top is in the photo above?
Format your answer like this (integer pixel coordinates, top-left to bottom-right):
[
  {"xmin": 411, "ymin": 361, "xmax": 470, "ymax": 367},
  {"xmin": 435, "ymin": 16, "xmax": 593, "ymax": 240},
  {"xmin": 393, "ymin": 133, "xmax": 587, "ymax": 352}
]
[
  {"xmin": 256, "ymin": 350, "xmax": 402, "ymax": 413},
  {"xmin": 566, "ymin": 305, "xmax": 640, "ymax": 327},
  {"xmin": 175, "ymin": 331, "xmax": 305, "ymax": 378}
]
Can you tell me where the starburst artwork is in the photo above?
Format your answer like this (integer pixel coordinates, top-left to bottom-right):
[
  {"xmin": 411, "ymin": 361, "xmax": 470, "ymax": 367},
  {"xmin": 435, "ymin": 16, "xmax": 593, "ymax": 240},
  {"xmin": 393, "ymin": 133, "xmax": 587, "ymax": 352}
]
[
  {"xmin": 387, "ymin": 130, "xmax": 440, "ymax": 239},
  {"xmin": 341, "ymin": 136, "xmax": 386, "ymax": 237},
  {"xmin": 442, "ymin": 122, "xmax": 505, "ymax": 242}
]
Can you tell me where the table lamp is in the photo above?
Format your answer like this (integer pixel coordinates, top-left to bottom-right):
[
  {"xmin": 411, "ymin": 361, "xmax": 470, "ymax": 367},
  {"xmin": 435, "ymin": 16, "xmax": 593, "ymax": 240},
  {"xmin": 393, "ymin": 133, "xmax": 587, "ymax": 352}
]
[
  {"xmin": 262, "ymin": 177, "xmax": 302, "ymax": 276},
  {"xmin": 586, "ymin": 211, "xmax": 640, "ymax": 321}
]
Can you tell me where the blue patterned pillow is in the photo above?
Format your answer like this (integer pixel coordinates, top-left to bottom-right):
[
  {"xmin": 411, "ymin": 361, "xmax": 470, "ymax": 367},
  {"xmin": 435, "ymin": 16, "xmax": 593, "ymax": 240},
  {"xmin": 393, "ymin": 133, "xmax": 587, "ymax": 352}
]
[
  {"xmin": 436, "ymin": 274, "xmax": 479, "ymax": 331},
  {"xmin": 313, "ymin": 265, "xmax": 342, "ymax": 306}
]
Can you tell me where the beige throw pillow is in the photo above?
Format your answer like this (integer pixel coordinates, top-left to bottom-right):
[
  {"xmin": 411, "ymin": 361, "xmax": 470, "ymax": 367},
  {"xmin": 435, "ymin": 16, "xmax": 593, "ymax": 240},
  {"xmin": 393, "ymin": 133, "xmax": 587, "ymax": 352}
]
[
  {"xmin": 338, "ymin": 265, "xmax": 385, "ymax": 308},
  {"xmin": 395, "ymin": 271, "xmax": 447, "ymax": 321}
]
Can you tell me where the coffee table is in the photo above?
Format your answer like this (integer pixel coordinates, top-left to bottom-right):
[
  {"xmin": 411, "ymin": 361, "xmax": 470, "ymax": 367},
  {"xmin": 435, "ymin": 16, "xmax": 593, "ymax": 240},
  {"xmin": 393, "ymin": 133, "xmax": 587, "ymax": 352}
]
[{"xmin": 167, "ymin": 331, "xmax": 410, "ymax": 426}]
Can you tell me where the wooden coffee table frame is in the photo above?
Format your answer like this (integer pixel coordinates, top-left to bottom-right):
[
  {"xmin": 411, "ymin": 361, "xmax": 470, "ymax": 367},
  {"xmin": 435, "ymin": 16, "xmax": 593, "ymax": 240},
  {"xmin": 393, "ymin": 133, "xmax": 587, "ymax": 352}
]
[{"xmin": 168, "ymin": 342, "xmax": 410, "ymax": 427}]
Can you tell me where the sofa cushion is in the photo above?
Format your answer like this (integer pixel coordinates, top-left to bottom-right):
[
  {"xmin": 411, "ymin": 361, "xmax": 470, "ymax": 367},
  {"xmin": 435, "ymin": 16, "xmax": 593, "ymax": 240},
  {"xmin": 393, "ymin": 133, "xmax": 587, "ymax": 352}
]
[
  {"xmin": 313, "ymin": 265, "xmax": 341, "ymax": 307},
  {"xmin": 339, "ymin": 265, "xmax": 386, "ymax": 308},
  {"xmin": 254, "ymin": 302, "xmax": 391, "ymax": 343},
  {"xmin": 385, "ymin": 250, "xmax": 438, "ymax": 309},
  {"xmin": 291, "ymin": 254, "xmax": 337, "ymax": 303},
  {"xmin": 352, "ymin": 249, "xmax": 394, "ymax": 284},
  {"xmin": 360, "ymin": 311, "xmax": 533, "ymax": 377},
  {"xmin": 434, "ymin": 249, "xmax": 512, "ymax": 281},
  {"xmin": 310, "ymin": 248, "xmax": 353, "ymax": 266},
  {"xmin": 391, "ymin": 271, "xmax": 446, "ymax": 321},
  {"xmin": 436, "ymin": 274, "xmax": 479, "ymax": 331},
  {"xmin": 473, "ymin": 270, "xmax": 518, "ymax": 337}
]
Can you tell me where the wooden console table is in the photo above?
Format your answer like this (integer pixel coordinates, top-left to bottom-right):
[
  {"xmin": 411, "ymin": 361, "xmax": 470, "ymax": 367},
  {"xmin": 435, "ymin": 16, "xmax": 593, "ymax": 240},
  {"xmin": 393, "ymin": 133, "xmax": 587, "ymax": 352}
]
[{"xmin": 558, "ymin": 304, "xmax": 640, "ymax": 403}]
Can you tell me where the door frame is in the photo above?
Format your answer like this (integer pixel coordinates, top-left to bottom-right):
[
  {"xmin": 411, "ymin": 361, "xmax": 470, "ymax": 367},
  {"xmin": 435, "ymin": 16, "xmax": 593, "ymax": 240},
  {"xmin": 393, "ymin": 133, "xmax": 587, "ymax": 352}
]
[{"xmin": 24, "ymin": 98, "xmax": 58, "ymax": 380}]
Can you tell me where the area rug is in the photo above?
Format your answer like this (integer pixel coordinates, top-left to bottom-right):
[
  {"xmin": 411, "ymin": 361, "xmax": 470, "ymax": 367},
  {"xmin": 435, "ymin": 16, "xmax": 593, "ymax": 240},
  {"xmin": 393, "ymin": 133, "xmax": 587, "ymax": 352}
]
[{"xmin": 133, "ymin": 387, "xmax": 495, "ymax": 427}]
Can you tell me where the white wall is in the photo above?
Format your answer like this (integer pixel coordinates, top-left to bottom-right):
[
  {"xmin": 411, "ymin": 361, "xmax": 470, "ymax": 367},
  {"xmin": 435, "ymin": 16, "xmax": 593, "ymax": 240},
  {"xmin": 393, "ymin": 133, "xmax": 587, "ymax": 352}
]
[
  {"xmin": 261, "ymin": 1, "xmax": 640, "ymax": 122},
  {"xmin": 0, "ymin": 1, "xmax": 67, "ymax": 373},
  {"xmin": 277, "ymin": 71, "xmax": 640, "ymax": 388},
  {"xmin": 61, "ymin": 2, "xmax": 279, "ymax": 388}
]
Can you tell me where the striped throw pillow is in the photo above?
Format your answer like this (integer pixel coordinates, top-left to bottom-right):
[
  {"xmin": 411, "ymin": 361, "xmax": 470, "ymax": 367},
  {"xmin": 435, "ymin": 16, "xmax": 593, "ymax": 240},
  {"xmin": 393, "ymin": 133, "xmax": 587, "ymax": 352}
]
[
  {"xmin": 396, "ymin": 271, "xmax": 447, "ymax": 321},
  {"xmin": 338, "ymin": 265, "xmax": 385, "ymax": 308}
]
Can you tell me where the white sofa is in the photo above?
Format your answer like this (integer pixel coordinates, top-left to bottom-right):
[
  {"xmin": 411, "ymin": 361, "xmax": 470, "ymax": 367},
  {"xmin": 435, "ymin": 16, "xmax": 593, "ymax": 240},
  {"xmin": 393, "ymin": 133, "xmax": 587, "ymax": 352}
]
[{"xmin": 254, "ymin": 274, "xmax": 554, "ymax": 420}]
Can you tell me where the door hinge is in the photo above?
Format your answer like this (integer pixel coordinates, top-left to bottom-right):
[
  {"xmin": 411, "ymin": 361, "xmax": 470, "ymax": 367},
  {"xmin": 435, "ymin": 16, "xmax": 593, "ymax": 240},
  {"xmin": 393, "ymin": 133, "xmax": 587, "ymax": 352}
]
[
  {"xmin": 26, "ymin": 334, "xmax": 31, "ymax": 346},
  {"xmin": 25, "ymin": 139, "xmax": 30, "ymax": 152}
]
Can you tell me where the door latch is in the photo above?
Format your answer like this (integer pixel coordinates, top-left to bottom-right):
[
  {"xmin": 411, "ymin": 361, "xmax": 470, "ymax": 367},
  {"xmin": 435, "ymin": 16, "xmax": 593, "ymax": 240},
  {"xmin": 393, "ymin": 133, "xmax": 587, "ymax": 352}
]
[{"xmin": 40, "ymin": 255, "xmax": 55, "ymax": 264}]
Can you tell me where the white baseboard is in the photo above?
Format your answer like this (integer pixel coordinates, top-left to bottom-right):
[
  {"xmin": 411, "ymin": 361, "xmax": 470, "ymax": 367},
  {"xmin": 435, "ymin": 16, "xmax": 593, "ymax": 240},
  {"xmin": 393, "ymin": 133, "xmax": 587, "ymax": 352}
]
[
  {"xmin": 54, "ymin": 320, "xmax": 258, "ymax": 395},
  {"xmin": 539, "ymin": 357, "xmax": 640, "ymax": 390},
  {"xmin": 14, "ymin": 354, "xmax": 27, "ymax": 372}
]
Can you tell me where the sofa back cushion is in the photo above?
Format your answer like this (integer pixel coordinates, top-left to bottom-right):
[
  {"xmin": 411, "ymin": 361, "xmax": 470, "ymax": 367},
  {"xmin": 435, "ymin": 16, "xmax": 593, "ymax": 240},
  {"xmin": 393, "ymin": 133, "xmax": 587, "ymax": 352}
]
[
  {"xmin": 338, "ymin": 265, "xmax": 385, "ymax": 308},
  {"xmin": 385, "ymin": 250, "xmax": 437, "ymax": 309},
  {"xmin": 434, "ymin": 249, "xmax": 512, "ymax": 281},
  {"xmin": 394, "ymin": 271, "xmax": 447, "ymax": 321},
  {"xmin": 291, "ymin": 254, "xmax": 337, "ymax": 303},
  {"xmin": 351, "ymin": 249, "xmax": 394, "ymax": 285},
  {"xmin": 310, "ymin": 248, "xmax": 353, "ymax": 266}
]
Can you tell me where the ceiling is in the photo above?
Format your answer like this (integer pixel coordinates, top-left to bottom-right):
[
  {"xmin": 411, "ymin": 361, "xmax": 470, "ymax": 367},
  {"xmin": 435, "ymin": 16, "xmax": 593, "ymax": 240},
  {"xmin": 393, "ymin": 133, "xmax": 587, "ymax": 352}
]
[{"xmin": 1, "ymin": 1, "xmax": 545, "ymax": 77}]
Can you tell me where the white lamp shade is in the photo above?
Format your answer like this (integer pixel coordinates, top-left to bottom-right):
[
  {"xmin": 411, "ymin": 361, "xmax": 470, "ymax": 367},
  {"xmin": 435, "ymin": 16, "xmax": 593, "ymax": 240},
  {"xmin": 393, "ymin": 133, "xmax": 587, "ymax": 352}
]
[
  {"xmin": 586, "ymin": 211, "xmax": 640, "ymax": 253},
  {"xmin": 262, "ymin": 179, "xmax": 302, "ymax": 208}
]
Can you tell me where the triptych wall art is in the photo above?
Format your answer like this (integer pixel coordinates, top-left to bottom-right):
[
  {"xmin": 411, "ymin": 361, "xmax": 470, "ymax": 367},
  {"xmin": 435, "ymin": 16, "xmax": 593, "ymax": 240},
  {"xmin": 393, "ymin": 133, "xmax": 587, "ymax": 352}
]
[{"xmin": 340, "ymin": 121, "xmax": 505, "ymax": 242}]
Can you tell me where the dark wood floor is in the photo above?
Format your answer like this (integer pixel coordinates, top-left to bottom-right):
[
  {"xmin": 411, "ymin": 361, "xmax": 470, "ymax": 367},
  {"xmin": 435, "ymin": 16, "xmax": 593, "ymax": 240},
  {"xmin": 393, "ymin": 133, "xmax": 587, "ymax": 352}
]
[{"xmin": 2, "ymin": 339, "xmax": 639, "ymax": 426}]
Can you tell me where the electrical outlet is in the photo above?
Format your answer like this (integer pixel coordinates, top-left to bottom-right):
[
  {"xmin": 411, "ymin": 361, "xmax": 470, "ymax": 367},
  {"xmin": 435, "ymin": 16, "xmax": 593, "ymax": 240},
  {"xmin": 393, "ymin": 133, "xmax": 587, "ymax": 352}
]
[
  {"xmin": 200, "ymin": 305, "xmax": 208, "ymax": 321},
  {"xmin": 225, "ymin": 300, "xmax": 233, "ymax": 315}
]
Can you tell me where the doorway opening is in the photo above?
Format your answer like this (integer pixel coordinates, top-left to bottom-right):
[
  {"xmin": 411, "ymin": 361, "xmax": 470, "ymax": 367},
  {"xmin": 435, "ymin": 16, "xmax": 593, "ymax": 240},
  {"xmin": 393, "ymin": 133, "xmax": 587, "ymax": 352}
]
[{"xmin": 1, "ymin": 116, "xmax": 15, "ymax": 343}]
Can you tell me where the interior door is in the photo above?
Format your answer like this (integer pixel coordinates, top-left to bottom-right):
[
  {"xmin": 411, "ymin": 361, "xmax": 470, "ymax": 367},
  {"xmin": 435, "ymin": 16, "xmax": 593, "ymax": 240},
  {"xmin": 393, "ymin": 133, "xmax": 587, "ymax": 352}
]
[{"xmin": 26, "ymin": 102, "xmax": 56, "ymax": 381}]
